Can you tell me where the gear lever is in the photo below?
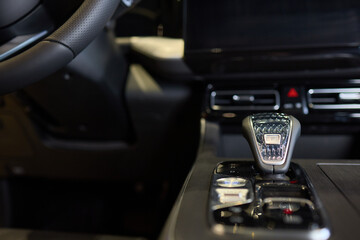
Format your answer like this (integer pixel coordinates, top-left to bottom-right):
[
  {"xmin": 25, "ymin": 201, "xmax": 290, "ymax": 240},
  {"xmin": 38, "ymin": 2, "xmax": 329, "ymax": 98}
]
[{"xmin": 242, "ymin": 113, "xmax": 301, "ymax": 175}]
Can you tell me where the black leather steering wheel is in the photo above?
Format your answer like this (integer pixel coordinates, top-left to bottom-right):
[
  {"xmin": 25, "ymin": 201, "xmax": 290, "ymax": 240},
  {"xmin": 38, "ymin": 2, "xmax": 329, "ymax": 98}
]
[{"xmin": 0, "ymin": 0, "xmax": 121, "ymax": 95}]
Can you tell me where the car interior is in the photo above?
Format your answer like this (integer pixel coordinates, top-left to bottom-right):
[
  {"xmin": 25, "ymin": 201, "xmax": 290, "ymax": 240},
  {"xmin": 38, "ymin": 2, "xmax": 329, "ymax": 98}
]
[{"xmin": 0, "ymin": 0, "xmax": 360, "ymax": 239}]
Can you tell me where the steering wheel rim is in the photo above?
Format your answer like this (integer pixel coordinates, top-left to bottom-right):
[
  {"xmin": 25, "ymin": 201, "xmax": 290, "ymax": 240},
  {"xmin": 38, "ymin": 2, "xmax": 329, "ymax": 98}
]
[{"xmin": 0, "ymin": 0, "xmax": 120, "ymax": 95}]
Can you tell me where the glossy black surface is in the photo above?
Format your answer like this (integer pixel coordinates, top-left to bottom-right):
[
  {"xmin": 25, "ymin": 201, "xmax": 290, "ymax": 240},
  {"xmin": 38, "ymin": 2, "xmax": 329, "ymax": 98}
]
[
  {"xmin": 184, "ymin": 0, "xmax": 360, "ymax": 75},
  {"xmin": 209, "ymin": 162, "xmax": 328, "ymax": 233},
  {"xmin": 185, "ymin": 0, "xmax": 360, "ymax": 52}
]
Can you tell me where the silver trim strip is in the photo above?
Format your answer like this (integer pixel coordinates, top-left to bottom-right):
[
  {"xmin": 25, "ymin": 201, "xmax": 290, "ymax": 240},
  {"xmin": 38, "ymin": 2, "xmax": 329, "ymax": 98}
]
[
  {"xmin": 0, "ymin": 30, "xmax": 48, "ymax": 61},
  {"xmin": 309, "ymin": 88, "xmax": 360, "ymax": 94},
  {"xmin": 317, "ymin": 163, "xmax": 360, "ymax": 166},
  {"xmin": 308, "ymin": 88, "xmax": 360, "ymax": 110},
  {"xmin": 310, "ymin": 104, "xmax": 360, "ymax": 110},
  {"xmin": 210, "ymin": 90, "xmax": 280, "ymax": 111},
  {"xmin": 262, "ymin": 197, "xmax": 315, "ymax": 209},
  {"xmin": 350, "ymin": 113, "xmax": 360, "ymax": 118},
  {"xmin": 339, "ymin": 92, "xmax": 360, "ymax": 100}
]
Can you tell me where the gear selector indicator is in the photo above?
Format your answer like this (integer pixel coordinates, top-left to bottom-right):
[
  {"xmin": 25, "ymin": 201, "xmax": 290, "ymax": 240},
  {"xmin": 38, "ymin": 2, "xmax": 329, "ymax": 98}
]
[{"xmin": 264, "ymin": 134, "xmax": 282, "ymax": 145}]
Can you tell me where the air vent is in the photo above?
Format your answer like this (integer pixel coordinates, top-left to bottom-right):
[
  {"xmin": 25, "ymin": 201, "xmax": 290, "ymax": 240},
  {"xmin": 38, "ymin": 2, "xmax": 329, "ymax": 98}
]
[
  {"xmin": 308, "ymin": 88, "xmax": 360, "ymax": 110},
  {"xmin": 210, "ymin": 90, "xmax": 280, "ymax": 111}
]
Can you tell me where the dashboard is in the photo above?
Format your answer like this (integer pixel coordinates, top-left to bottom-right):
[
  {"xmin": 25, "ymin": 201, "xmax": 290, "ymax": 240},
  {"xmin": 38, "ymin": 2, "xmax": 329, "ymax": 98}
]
[{"xmin": 177, "ymin": 0, "xmax": 360, "ymax": 140}]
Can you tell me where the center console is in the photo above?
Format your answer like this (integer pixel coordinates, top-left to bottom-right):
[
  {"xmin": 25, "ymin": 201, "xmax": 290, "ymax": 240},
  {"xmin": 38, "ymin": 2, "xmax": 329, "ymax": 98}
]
[
  {"xmin": 207, "ymin": 113, "xmax": 329, "ymax": 239},
  {"xmin": 159, "ymin": 120, "xmax": 360, "ymax": 240},
  {"xmin": 209, "ymin": 162, "xmax": 329, "ymax": 239}
]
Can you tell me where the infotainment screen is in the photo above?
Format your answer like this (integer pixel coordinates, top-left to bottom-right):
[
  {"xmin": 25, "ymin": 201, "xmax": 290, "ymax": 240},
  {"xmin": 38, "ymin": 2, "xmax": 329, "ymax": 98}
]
[{"xmin": 185, "ymin": 0, "xmax": 360, "ymax": 52}]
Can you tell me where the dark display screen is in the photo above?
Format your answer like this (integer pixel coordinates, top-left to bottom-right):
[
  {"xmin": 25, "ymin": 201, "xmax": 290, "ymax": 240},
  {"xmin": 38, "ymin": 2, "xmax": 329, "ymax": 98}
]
[{"xmin": 185, "ymin": 0, "xmax": 360, "ymax": 52}]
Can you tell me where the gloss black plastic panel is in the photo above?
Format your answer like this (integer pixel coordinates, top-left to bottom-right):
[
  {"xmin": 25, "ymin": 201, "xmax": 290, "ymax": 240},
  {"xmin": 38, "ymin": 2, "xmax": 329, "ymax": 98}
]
[{"xmin": 209, "ymin": 162, "xmax": 331, "ymax": 240}]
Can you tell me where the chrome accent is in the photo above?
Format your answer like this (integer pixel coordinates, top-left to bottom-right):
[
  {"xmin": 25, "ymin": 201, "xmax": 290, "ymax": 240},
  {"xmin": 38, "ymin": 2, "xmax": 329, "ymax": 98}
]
[
  {"xmin": 121, "ymin": 0, "xmax": 134, "ymax": 7},
  {"xmin": 216, "ymin": 188, "xmax": 250, "ymax": 204},
  {"xmin": 310, "ymin": 104, "xmax": 360, "ymax": 110},
  {"xmin": 348, "ymin": 113, "xmax": 360, "ymax": 118},
  {"xmin": 216, "ymin": 177, "xmax": 247, "ymax": 188},
  {"xmin": 212, "ymin": 187, "xmax": 254, "ymax": 210},
  {"xmin": 264, "ymin": 134, "xmax": 281, "ymax": 145},
  {"xmin": 308, "ymin": 88, "xmax": 360, "ymax": 110},
  {"xmin": 339, "ymin": 92, "xmax": 360, "ymax": 100},
  {"xmin": 210, "ymin": 90, "xmax": 280, "ymax": 111},
  {"xmin": 211, "ymin": 180, "xmax": 255, "ymax": 211},
  {"xmin": 0, "ymin": 30, "xmax": 48, "ymax": 61},
  {"xmin": 262, "ymin": 197, "xmax": 316, "ymax": 210},
  {"xmin": 309, "ymin": 88, "xmax": 360, "ymax": 94},
  {"xmin": 232, "ymin": 94, "xmax": 254, "ymax": 102},
  {"xmin": 349, "ymin": 79, "xmax": 360, "ymax": 84}
]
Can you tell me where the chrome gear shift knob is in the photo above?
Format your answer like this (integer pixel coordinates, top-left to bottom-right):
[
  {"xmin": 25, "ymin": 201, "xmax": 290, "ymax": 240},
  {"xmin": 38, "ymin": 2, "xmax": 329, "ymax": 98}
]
[{"xmin": 242, "ymin": 113, "xmax": 301, "ymax": 175}]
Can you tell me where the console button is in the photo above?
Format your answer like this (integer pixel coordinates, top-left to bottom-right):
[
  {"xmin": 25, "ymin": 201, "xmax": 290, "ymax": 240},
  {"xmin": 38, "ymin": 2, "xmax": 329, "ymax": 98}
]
[
  {"xmin": 216, "ymin": 177, "xmax": 247, "ymax": 188},
  {"xmin": 287, "ymin": 88, "xmax": 300, "ymax": 98},
  {"xmin": 283, "ymin": 87, "xmax": 302, "ymax": 101},
  {"xmin": 282, "ymin": 87, "xmax": 305, "ymax": 113},
  {"xmin": 216, "ymin": 188, "xmax": 251, "ymax": 204}
]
